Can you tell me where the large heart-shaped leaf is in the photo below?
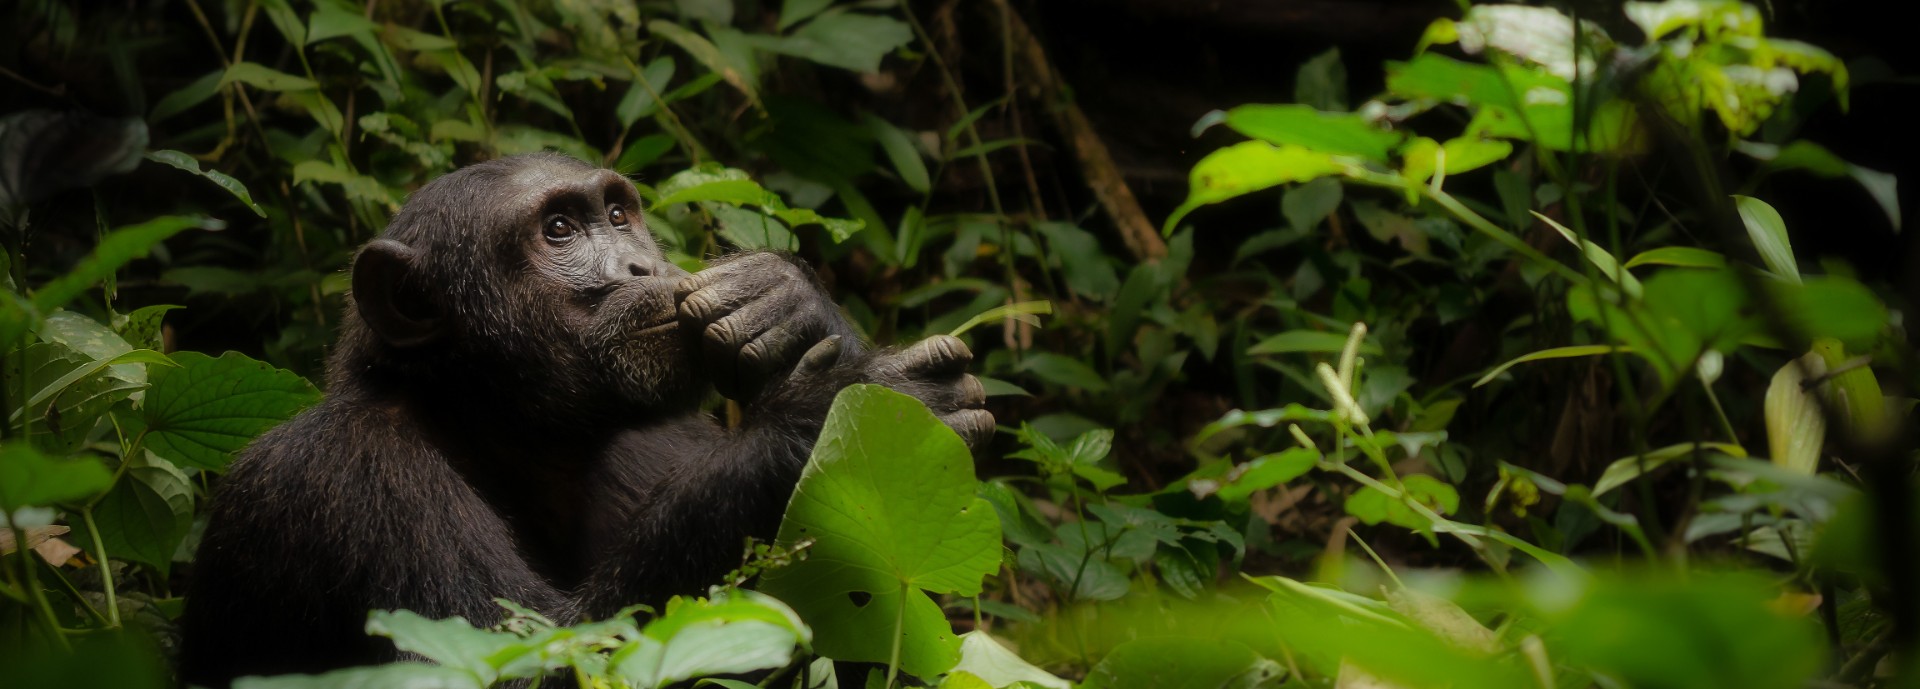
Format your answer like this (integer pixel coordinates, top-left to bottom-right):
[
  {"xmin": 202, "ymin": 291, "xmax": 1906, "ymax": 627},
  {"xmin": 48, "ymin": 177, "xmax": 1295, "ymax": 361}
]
[
  {"xmin": 757, "ymin": 385, "xmax": 1000, "ymax": 679},
  {"xmin": 142, "ymin": 351, "xmax": 320, "ymax": 471}
]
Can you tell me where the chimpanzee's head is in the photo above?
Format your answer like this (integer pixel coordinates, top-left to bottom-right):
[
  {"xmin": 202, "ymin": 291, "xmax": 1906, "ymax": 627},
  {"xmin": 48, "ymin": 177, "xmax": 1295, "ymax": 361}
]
[{"xmin": 338, "ymin": 153, "xmax": 699, "ymax": 425}]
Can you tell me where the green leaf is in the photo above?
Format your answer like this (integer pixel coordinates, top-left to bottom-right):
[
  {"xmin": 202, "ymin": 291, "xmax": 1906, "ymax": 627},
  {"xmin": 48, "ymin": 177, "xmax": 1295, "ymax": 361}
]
[
  {"xmin": 145, "ymin": 151, "xmax": 266, "ymax": 218},
  {"xmin": 89, "ymin": 453, "xmax": 194, "ymax": 576},
  {"xmin": 365, "ymin": 611, "xmax": 519, "ymax": 685},
  {"xmin": 1552, "ymin": 572, "xmax": 1826, "ymax": 689},
  {"xmin": 142, "ymin": 352, "xmax": 321, "ymax": 472},
  {"xmin": 1208, "ymin": 448, "xmax": 1320, "ymax": 503},
  {"xmin": 617, "ymin": 592, "xmax": 811, "ymax": 687},
  {"xmin": 757, "ymin": 385, "xmax": 1001, "ymax": 679},
  {"xmin": 1249, "ymin": 329, "xmax": 1382, "ymax": 356},
  {"xmin": 1165, "ymin": 142, "xmax": 1342, "ymax": 233},
  {"xmin": 1474, "ymin": 345, "xmax": 1623, "ymax": 388},
  {"xmin": 948, "ymin": 301, "xmax": 1052, "ymax": 339},
  {"xmin": 1281, "ymin": 177, "xmax": 1343, "ymax": 231},
  {"xmin": 0, "ymin": 443, "xmax": 113, "ymax": 515},
  {"xmin": 749, "ymin": 13, "xmax": 913, "ymax": 74},
  {"xmin": 1016, "ymin": 353, "xmax": 1110, "ymax": 392},
  {"xmin": 1738, "ymin": 140, "xmax": 1899, "ymax": 231},
  {"xmin": 616, "ymin": 134, "xmax": 679, "ymax": 173},
  {"xmin": 115, "ymin": 304, "xmax": 181, "ymax": 351},
  {"xmin": 778, "ymin": 0, "xmax": 836, "ymax": 31},
  {"xmin": 221, "ymin": 62, "xmax": 318, "ymax": 91},
  {"xmin": 617, "ymin": 57, "xmax": 678, "ymax": 128},
  {"xmin": 1765, "ymin": 353, "xmax": 1825, "ymax": 475},
  {"xmin": 1344, "ymin": 475, "xmax": 1458, "ymax": 529},
  {"xmin": 708, "ymin": 203, "xmax": 797, "ymax": 251},
  {"xmin": 307, "ymin": 6, "xmax": 381, "ymax": 43},
  {"xmin": 1732, "ymin": 195, "xmax": 1799, "ymax": 283},
  {"xmin": 655, "ymin": 167, "xmax": 779, "ymax": 208},
  {"xmin": 150, "ymin": 70, "xmax": 224, "ymax": 124},
  {"xmin": 31, "ymin": 216, "xmax": 219, "ymax": 314},
  {"xmin": 951, "ymin": 631, "xmax": 1070, "ymax": 689},
  {"xmin": 864, "ymin": 113, "xmax": 930, "ymax": 193},
  {"xmin": 1624, "ymin": 246, "xmax": 1728, "ymax": 270},
  {"xmin": 1593, "ymin": 442, "xmax": 1747, "ymax": 497},
  {"xmin": 1769, "ymin": 275, "xmax": 1888, "ymax": 347},
  {"xmin": 649, "ymin": 20, "xmax": 759, "ymax": 106},
  {"xmin": 1223, "ymin": 105, "xmax": 1405, "ymax": 161},
  {"xmin": 1081, "ymin": 638, "xmax": 1267, "ymax": 689},
  {"xmin": 233, "ymin": 664, "xmax": 481, "ymax": 689},
  {"xmin": 1293, "ymin": 48, "xmax": 1349, "ymax": 112},
  {"xmin": 1534, "ymin": 211, "xmax": 1642, "ymax": 298}
]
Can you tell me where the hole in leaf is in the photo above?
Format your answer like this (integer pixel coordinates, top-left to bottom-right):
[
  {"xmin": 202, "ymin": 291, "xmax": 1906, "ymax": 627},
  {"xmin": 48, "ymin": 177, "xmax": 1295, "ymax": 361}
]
[{"xmin": 848, "ymin": 591, "xmax": 873, "ymax": 608}]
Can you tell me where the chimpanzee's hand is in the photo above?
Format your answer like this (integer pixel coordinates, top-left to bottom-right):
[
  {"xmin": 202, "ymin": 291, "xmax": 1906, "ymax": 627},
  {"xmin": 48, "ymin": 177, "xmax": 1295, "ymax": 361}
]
[
  {"xmin": 784, "ymin": 334, "xmax": 994, "ymax": 450},
  {"xmin": 675, "ymin": 253, "xmax": 845, "ymax": 402}
]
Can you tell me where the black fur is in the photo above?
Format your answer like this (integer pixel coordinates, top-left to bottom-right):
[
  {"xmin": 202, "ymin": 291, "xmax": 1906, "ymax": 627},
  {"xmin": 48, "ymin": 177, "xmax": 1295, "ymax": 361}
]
[{"xmin": 178, "ymin": 154, "xmax": 990, "ymax": 686}]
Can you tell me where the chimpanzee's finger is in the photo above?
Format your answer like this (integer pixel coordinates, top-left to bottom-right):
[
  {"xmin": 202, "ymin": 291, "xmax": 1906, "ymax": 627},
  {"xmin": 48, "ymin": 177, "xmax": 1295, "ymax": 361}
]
[
  {"xmin": 793, "ymin": 335, "xmax": 843, "ymax": 377},
  {"xmin": 894, "ymin": 335, "xmax": 973, "ymax": 378},
  {"xmin": 739, "ymin": 324, "xmax": 810, "ymax": 383},
  {"xmin": 939, "ymin": 408, "xmax": 996, "ymax": 449}
]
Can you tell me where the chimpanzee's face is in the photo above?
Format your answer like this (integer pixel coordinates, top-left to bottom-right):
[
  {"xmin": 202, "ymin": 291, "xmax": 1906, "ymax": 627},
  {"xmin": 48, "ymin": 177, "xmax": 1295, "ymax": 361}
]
[{"xmin": 357, "ymin": 153, "xmax": 703, "ymax": 420}]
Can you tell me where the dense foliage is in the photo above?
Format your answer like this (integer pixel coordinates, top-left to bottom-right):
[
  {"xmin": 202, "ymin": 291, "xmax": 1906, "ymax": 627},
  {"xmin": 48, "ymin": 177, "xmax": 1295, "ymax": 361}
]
[{"xmin": 2, "ymin": 1, "xmax": 1914, "ymax": 688}]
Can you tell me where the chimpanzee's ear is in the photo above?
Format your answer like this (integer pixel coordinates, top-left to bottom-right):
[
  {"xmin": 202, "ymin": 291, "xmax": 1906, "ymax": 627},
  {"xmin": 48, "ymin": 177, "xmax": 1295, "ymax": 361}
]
[{"xmin": 352, "ymin": 239, "xmax": 444, "ymax": 348}]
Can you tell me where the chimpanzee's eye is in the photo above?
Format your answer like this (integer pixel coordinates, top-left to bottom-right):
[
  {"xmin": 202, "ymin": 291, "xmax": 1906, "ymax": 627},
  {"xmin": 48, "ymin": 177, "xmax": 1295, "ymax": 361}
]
[
  {"xmin": 608, "ymin": 205, "xmax": 628, "ymax": 226},
  {"xmin": 544, "ymin": 216, "xmax": 576, "ymax": 240}
]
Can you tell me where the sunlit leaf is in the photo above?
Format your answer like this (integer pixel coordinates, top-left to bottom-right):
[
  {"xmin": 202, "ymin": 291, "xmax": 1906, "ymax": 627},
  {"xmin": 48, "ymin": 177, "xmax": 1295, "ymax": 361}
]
[
  {"xmin": 1764, "ymin": 352, "xmax": 1826, "ymax": 475},
  {"xmin": 1223, "ymin": 104, "xmax": 1404, "ymax": 161},
  {"xmin": 1732, "ymin": 196, "xmax": 1799, "ymax": 283},
  {"xmin": 757, "ymin": 385, "xmax": 1000, "ymax": 679},
  {"xmin": 1165, "ymin": 142, "xmax": 1343, "ymax": 233}
]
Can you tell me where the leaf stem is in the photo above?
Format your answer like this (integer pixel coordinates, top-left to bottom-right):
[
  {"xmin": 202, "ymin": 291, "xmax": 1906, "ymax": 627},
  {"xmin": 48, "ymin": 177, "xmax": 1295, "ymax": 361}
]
[{"xmin": 885, "ymin": 581, "xmax": 908, "ymax": 689}]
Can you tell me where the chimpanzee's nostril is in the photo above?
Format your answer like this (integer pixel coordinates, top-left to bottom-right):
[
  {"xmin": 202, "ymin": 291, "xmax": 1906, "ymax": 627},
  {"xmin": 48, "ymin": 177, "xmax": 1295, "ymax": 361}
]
[{"xmin": 628, "ymin": 262, "xmax": 648, "ymax": 277}]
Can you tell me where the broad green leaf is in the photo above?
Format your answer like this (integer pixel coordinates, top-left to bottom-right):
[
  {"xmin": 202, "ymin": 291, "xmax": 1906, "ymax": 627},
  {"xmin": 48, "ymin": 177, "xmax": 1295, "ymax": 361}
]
[
  {"xmin": 1203, "ymin": 448, "xmax": 1319, "ymax": 503},
  {"xmin": 1732, "ymin": 195, "xmax": 1799, "ymax": 283},
  {"xmin": 1534, "ymin": 211, "xmax": 1641, "ymax": 297},
  {"xmin": 115, "ymin": 304, "xmax": 181, "ymax": 351},
  {"xmin": 145, "ymin": 151, "xmax": 266, "ymax": 217},
  {"xmin": 617, "ymin": 57, "xmax": 678, "ymax": 128},
  {"xmin": 1249, "ymin": 329, "xmax": 1383, "ymax": 357},
  {"xmin": 951, "ymin": 632, "xmax": 1070, "ymax": 689},
  {"xmin": 255, "ymin": 0, "xmax": 306, "ymax": 46},
  {"xmin": 221, "ymin": 62, "xmax": 318, "ymax": 91},
  {"xmin": 364, "ymin": 611, "xmax": 521, "ymax": 685},
  {"xmin": 0, "ymin": 443, "xmax": 113, "ymax": 514},
  {"xmin": 1281, "ymin": 177, "xmax": 1343, "ymax": 231},
  {"xmin": 1293, "ymin": 48, "xmax": 1349, "ymax": 112},
  {"xmin": 1164, "ymin": 142, "xmax": 1343, "ymax": 233},
  {"xmin": 1081, "ymin": 638, "xmax": 1268, "ymax": 689},
  {"xmin": 1738, "ymin": 140, "xmax": 1899, "ymax": 231},
  {"xmin": 1344, "ymin": 475, "xmax": 1459, "ymax": 529},
  {"xmin": 778, "ymin": 0, "xmax": 836, "ymax": 31},
  {"xmin": 864, "ymin": 113, "xmax": 930, "ymax": 193},
  {"xmin": 149, "ymin": 70, "xmax": 224, "ymax": 123},
  {"xmin": 1568, "ymin": 268, "xmax": 1756, "ymax": 387},
  {"xmin": 1624, "ymin": 246, "xmax": 1727, "ymax": 270},
  {"xmin": 233, "ymin": 663, "xmax": 480, "ymax": 689},
  {"xmin": 1400, "ymin": 136, "xmax": 1514, "ymax": 186},
  {"xmin": 39, "ymin": 310, "xmax": 143, "ymax": 384},
  {"xmin": 1016, "ymin": 352, "xmax": 1110, "ymax": 392},
  {"xmin": 1035, "ymin": 222, "xmax": 1121, "ymax": 300},
  {"xmin": 89, "ymin": 452, "xmax": 194, "ymax": 576},
  {"xmin": 1810, "ymin": 339, "xmax": 1888, "ymax": 441},
  {"xmin": 1764, "ymin": 352, "xmax": 1826, "ymax": 475},
  {"xmin": 1474, "ymin": 345, "xmax": 1623, "ymax": 388},
  {"xmin": 1551, "ymin": 571, "xmax": 1825, "ymax": 689},
  {"xmin": 748, "ymin": 13, "xmax": 912, "ymax": 74},
  {"xmin": 1223, "ymin": 105, "xmax": 1404, "ymax": 161},
  {"xmin": 618, "ymin": 592, "xmax": 811, "ymax": 688},
  {"xmin": 1593, "ymin": 442, "xmax": 1748, "ymax": 497},
  {"xmin": 30, "ymin": 215, "xmax": 219, "ymax": 314},
  {"xmin": 142, "ymin": 351, "xmax": 321, "ymax": 472},
  {"xmin": 1768, "ymin": 276, "xmax": 1887, "ymax": 347},
  {"xmin": 707, "ymin": 203, "xmax": 797, "ymax": 251},
  {"xmin": 615, "ymin": 134, "xmax": 678, "ymax": 173},
  {"xmin": 655, "ymin": 167, "xmax": 779, "ymax": 208},
  {"xmin": 649, "ymin": 20, "xmax": 758, "ymax": 106},
  {"xmin": 5, "ymin": 341, "xmax": 146, "ymax": 454},
  {"xmin": 1016, "ymin": 542, "xmax": 1129, "ymax": 601},
  {"xmin": 758, "ymin": 385, "xmax": 1000, "ymax": 679},
  {"xmin": 307, "ymin": 6, "xmax": 380, "ymax": 43}
]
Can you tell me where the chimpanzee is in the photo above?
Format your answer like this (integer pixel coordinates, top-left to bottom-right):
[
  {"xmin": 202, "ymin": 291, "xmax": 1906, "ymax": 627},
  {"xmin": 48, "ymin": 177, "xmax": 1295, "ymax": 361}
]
[{"xmin": 178, "ymin": 153, "xmax": 993, "ymax": 686}]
